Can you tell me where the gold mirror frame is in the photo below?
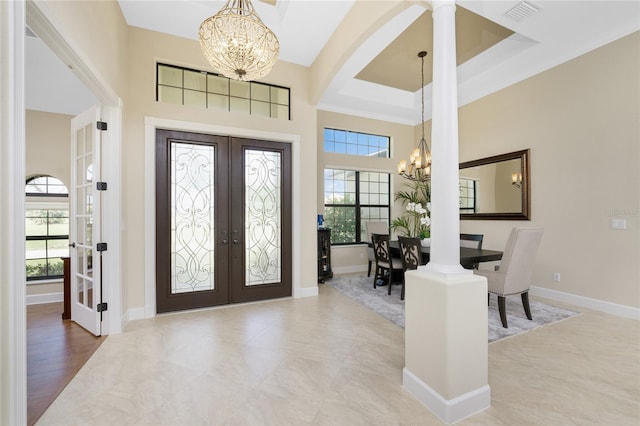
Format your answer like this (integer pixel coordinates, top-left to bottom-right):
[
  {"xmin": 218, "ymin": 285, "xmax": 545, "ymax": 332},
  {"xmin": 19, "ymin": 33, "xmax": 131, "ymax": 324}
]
[{"xmin": 459, "ymin": 149, "xmax": 530, "ymax": 220}]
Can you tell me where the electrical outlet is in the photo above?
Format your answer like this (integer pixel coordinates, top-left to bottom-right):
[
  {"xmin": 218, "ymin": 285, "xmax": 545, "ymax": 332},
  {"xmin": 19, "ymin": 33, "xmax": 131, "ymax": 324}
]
[{"xmin": 553, "ymin": 272, "xmax": 561, "ymax": 282}]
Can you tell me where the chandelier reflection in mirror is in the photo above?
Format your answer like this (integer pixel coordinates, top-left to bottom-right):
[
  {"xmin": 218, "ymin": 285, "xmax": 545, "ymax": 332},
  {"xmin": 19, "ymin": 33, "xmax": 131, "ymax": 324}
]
[
  {"xmin": 397, "ymin": 51, "xmax": 432, "ymax": 182},
  {"xmin": 199, "ymin": 0, "xmax": 280, "ymax": 81}
]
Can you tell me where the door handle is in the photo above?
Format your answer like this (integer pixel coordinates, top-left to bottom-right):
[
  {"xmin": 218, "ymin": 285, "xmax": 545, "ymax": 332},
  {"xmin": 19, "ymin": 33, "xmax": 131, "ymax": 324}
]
[
  {"xmin": 221, "ymin": 231, "xmax": 228, "ymax": 245},
  {"xmin": 69, "ymin": 242, "xmax": 76, "ymax": 248},
  {"xmin": 232, "ymin": 229, "xmax": 239, "ymax": 244}
]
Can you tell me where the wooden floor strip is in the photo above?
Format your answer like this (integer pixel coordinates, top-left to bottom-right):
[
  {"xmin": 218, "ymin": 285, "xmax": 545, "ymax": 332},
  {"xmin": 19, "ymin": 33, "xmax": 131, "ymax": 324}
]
[{"xmin": 27, "ymin": 302, "xmax": 105, "ymax": 426}]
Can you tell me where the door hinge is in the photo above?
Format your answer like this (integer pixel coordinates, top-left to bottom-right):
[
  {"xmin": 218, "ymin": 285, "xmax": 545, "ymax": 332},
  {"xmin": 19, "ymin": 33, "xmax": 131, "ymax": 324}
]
[
  {"xmin": 96, "ymin": 181, "xmax": 108, "ymax": 191},
  {"xmin": 97, "ymin": 121, "xmax": 108, "ymax": 131},
  {"xmin": 96, "ymin": 242, "xmax": 108, "ymax": 252},
  {"xmin": 97, "ymin": 302, "xmax": 108, "ymax": 312}
]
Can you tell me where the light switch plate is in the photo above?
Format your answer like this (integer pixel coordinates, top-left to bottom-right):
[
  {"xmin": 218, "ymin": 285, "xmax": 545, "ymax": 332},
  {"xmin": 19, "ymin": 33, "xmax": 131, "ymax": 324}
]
[{"xmin": 611, "ymin": 218, "xmax": 627, "ymax": 230}]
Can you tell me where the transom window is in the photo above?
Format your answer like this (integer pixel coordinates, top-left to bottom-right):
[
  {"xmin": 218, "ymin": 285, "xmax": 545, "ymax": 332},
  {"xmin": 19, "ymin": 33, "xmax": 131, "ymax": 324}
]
[
  {"xmin": 323, "ymin": 128, "xmax": 390, "ymax": 158},
  {"xmin": 25, "ymin": 175, "xmax": 69, "ymax": 281},
  {"xmin": 156, "ymin": 63, "xmax": 290, "ymax": 120},
  {"xmin": 323, "ymin": 169, "xmax": 390, "ymax": 244}
]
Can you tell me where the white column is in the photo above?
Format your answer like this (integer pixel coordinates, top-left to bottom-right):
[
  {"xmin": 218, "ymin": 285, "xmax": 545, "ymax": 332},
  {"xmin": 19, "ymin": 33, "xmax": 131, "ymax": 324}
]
[
  {"xmin": 425, "ymin": 0, "xmax": 464, "ymax": 275},
  {"xmin": 403, "ymin": 1, "xmax": 490, "ymax": 423}
]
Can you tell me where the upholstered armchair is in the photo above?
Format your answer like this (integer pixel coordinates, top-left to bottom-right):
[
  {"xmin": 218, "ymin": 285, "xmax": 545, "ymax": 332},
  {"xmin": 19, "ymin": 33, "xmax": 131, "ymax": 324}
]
[{"xmin": 474, "ymin": 228, "xmax": 544, "ymax": 328}]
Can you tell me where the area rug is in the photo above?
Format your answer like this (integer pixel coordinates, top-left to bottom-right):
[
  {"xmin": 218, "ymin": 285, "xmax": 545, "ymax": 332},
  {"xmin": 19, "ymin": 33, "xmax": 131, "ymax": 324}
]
[{"xmin": 325, "ymin": 273, "xmax": 580, "ymax": 343}]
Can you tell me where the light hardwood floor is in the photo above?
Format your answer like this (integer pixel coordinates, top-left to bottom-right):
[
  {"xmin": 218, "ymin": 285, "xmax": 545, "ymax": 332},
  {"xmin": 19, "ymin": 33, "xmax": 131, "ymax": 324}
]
[
  {"xmin": 37, "ymin": 284, "xmax": 639, "ymax": 425},
  {"xmin": 27, "ymin": 302, "xmax": 105, "ymax": 426}
]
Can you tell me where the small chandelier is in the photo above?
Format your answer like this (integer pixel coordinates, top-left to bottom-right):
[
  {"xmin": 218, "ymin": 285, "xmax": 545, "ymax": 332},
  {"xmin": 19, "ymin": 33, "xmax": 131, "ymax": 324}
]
[
  {"xmin": 199, "ymin": 0, "xmax": 280, "ymax": 81},
  {"xmin": 398, "ymin": 51, "xmax": 432, "ymax": 182}
]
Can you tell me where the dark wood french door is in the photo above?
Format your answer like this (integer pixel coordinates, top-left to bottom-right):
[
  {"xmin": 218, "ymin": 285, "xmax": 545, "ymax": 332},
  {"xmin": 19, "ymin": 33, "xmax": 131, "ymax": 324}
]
[{"xmin": 155, "ymin": 130, "xmax": 291, "ymax": 313}]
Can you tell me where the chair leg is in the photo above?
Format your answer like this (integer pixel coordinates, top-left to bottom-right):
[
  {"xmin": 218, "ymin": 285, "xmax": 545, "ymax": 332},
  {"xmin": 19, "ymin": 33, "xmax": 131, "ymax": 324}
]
[
  {"xmin": 367, "ymin": 260, "xmax": 372, "ymax": 277},
  {"xmin": 497, "ymin": 296, "xmax": 508, "ymax": 328},
  {"xmin": 400, "ymin": 277, "xmax": 405, "ymax": 300},
  {"xmin": 487, "ymin": 293, "xmax": 490, "ymax": 306},
  {"xmin": 388, "ymin": 269, "xmax": 400, "ymax": 295},
  {"xmin": 373, "ymin": 266, "xmax": 378, "ymax": 288},
  {"xmin": 521, "ymin": 292, "xmax": 533, "ymax": 320}
]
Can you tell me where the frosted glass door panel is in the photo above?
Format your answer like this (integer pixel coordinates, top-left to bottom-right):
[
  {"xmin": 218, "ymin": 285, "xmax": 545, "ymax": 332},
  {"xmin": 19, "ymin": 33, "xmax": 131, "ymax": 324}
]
[
  {"xmin": 171, "ymin": 142, "xmax": 216, "ymax": 294},
  {"xmin": 244, "ymin": 149, "xmax": 282, "ymax": 286}
]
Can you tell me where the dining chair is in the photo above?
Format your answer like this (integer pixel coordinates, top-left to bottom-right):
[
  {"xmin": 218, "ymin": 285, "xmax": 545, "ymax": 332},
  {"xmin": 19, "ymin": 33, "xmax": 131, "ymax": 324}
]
[
  {"xmin": 398, "ymin": 236, "xmax": 422, "ymax": 300},
  {"xmin": 371, "ymin": 233, "xmax": 403, "ymax": 290},
  {"xmin": 474, "ymin": 227, "xmax": 544, "ymax": 328},
  {"xmin": 365, "ymin": 221, "xmax": 389, "ymax": 276},
  {"xmin": 460, "ymin": 233, "xmax": 484, "ymax": 269}
]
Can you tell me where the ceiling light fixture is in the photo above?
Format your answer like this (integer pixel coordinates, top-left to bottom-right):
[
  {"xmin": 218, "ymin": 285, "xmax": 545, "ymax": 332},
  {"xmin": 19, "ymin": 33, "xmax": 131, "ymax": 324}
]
[
  {"xmin": 199, "ymin": 0, "xmax": 280, "ymax": 82},
  {"xmin": 398, "ymin": 51, "xmax": 431, "ymax": 182}
]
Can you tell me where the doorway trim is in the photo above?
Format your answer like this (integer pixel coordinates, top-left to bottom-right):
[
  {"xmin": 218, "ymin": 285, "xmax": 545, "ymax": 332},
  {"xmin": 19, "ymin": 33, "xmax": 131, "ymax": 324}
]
[
  {"xmin": 142, "ymin": 117, "xmax": 309, "ymax": 320},
  {"xmin": 1, "ymin": 2, "xmax": 27, "ymax": 423},
  {"xmin": 26, "ymin": 0, "xmax": 123, "ymax": 336},
  {"xmin": 1, "ymin": 0, "xmax": 124, "ymax": 421}
]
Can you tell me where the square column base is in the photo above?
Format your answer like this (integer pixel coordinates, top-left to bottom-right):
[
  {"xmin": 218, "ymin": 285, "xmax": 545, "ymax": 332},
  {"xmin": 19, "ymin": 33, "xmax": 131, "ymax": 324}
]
[{"xmin": 403, "ymin": 268, "xmax": 490, "ymax": 424}]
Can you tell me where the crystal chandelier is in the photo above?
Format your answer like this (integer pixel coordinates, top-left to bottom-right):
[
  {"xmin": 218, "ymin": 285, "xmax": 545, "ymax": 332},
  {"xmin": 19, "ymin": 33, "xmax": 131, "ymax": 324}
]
[
  {"xmin": 397, "ymin": 51, "xmax": 432, "ymax": 182},
  {"xmin": 199, "ymin": 0, "xmax": 280, "ymax": 81}
]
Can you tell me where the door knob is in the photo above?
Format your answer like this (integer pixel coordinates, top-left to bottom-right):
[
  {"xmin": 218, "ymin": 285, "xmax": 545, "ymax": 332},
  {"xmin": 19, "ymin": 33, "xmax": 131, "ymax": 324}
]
[{"xmin": 69, "ymin": 242, "xmax": 76, "ymax": 248}]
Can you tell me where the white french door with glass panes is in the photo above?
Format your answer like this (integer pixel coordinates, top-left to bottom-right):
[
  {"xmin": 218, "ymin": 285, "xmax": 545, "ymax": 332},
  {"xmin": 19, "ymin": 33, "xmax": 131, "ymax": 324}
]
[{"xmin": 70, "ymin": 106, "xmax": 103, "ymax": 336}]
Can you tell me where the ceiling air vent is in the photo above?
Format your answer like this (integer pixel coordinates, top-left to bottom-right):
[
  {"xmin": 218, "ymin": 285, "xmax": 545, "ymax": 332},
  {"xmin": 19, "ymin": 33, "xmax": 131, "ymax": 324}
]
[
  {"xmin": 25, "ymin": 26, "xmax": 38, "ymax": 38},
  {"xmin": 505, "ymin": 1, "xmax": 540, "ymax": 22}
]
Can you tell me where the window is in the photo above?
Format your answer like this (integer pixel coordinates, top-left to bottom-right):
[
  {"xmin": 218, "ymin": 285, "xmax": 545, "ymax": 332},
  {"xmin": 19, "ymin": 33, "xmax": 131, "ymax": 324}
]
[
  {"xmin": 156, "ymin": 63, "xmax": 290, "ymax": 120},
  {"xmin": 323, "ymin": 128, "xmax": 390, "ymax": 158},
  {"xmin": 25, "ymin": 176, "xmax": 69, "ymax": 281},
  {"xmin": 459, "ymin": 178, "xmax": 476, "ymax": 212},
  {"xmin": 25, "ymin": 175, "xmax": 68, "ymax": 197},
  {"xmin": 323, "ymin": 169, "xmax": 390, "ymax": 244}
]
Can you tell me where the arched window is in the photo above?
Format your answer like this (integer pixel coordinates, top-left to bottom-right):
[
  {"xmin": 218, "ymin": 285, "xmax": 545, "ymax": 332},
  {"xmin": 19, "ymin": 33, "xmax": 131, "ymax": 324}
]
[
  {"xmin": 25, "ymin": 175, "xmax": 69, "ymax": 281},
  {"xmin": 25, "ymin": 175, "xmax": 68, "ymax": 197}
]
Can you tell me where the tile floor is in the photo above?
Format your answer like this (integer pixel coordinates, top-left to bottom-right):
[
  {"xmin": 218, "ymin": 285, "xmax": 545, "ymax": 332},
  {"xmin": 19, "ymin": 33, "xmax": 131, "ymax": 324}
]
[{"xmin": 37, "ymin": 284, "xmax": 639, "ymax": 425}]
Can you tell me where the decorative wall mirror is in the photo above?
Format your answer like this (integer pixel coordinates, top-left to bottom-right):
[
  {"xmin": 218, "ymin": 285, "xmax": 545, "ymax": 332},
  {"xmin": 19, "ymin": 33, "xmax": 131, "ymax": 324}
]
[{"xmin": 459, "ymin": 149, "xmax": 530, "ymax": 220}]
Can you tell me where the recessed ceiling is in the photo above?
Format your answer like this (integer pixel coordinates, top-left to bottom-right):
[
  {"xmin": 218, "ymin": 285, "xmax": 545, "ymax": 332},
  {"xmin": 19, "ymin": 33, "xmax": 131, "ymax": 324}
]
[
  {"xmin": 26, "ymin": 1, "xmax": 640, "ymax": 124},
  {"xmin": 356, "ymin": 6, "xmax": 514, "ymax": 93}
]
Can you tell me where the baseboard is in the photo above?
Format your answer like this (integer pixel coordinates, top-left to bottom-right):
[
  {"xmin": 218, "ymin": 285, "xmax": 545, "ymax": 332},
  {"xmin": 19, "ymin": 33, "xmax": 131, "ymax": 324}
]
[
  {"xmin": 332, "ymin": 265, "xmax": 368, "ymax": 275},
  {"xmin": 402, "ymin": 368, "xmax": 490, "ymax": 424},
  {"xmin": 530, "ymin": 286, "xmax": 640, "ymax": 320},
  {"xmin": 121, "ymin": 307, "xmax": 146, "ymax": 329},
  {"xmin": 294, "ymin": 285, "xmax": 318, "ymax": 298},
  {"xmin": 26, "ymin": 292, "xmax": 63, "ymax": 305}
]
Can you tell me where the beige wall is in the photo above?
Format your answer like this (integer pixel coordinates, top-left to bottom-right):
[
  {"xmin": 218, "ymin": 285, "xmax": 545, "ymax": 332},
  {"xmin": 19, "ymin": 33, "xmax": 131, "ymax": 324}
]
[
  {"xmin": 316, "ymin": 110, "xmax": 416, "ymax": 271},
  {"xmin": 458, "ymin": 31, "xmax": 640, "ymax": 308},
  {"xmin": 25, "ymin": 110, "xmax": 72, "ymax": 187},
  {"xmin": 123, "ymin": 27, "xmax": 318, "ymax": 311},
  {"xmin": 31, "ymin": 2, "xmax": 640, "ymax": 313},
  {"xmin": 319, "ymin": 32, "xmax": 639, "ymax": 309},
  {"xmin": 40, "ymin": 0, "xmax": 129, "ymax": 98},
  {"xmin": 25, "ymin": 110, "xmax": 73, "ymax": 296}
]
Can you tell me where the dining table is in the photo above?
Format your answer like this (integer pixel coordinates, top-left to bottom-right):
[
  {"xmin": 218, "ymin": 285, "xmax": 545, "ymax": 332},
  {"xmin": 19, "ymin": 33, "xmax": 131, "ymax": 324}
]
[{"xmin": 388, "ymin": 240, "xmax": 503, "ymax": 269}]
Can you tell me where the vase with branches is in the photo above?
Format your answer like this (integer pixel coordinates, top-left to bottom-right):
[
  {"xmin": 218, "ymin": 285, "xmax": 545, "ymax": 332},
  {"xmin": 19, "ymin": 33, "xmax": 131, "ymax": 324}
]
[{"xmin": 391, "ymin": 180, "xmax": 431, "ymax": 239}]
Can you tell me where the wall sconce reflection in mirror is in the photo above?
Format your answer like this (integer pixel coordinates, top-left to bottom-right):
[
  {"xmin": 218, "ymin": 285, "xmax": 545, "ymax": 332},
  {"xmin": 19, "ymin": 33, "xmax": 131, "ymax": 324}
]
[{"xmin": 511, "ymin": 172, "xmax": 522, "ymax": 188}]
